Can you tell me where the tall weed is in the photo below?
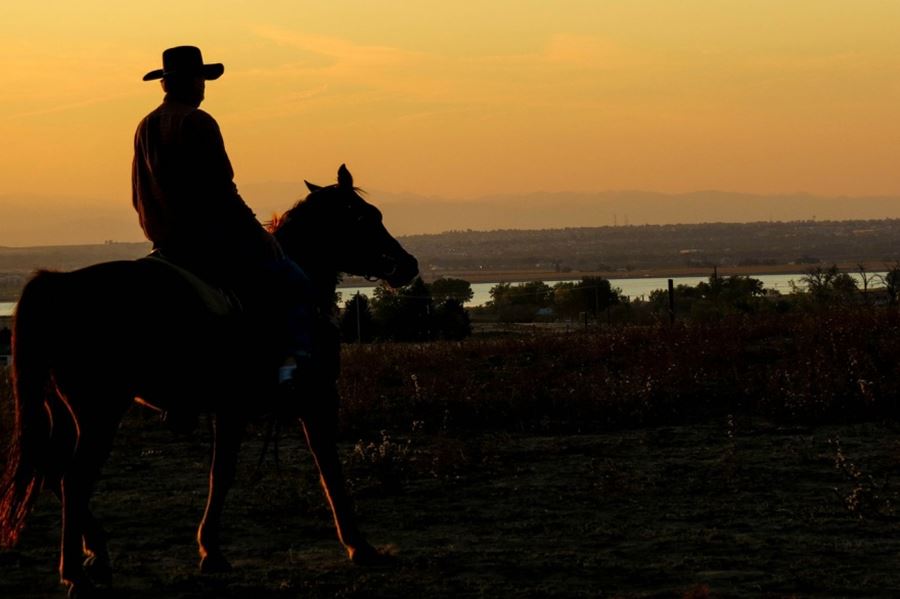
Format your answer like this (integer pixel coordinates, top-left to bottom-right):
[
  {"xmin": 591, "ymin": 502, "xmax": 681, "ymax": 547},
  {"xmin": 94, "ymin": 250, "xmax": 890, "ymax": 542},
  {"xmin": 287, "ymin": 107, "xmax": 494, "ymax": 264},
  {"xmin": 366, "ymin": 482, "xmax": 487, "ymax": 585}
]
[{"xmin": 338, "ymin": 307, "xmax": 900, "ymax": 435}]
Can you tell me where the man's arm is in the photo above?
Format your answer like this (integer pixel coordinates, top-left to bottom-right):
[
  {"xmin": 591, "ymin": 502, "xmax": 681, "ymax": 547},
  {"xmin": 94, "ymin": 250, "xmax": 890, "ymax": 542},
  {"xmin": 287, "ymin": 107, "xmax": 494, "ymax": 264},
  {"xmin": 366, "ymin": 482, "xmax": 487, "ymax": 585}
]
[
  {"xmin": 184, "ymin": 109, "xmax": 257, "ymax": 221},
  {"xmin": 184, "ymin": 110, "xmax": 282, "ymax": 258}
]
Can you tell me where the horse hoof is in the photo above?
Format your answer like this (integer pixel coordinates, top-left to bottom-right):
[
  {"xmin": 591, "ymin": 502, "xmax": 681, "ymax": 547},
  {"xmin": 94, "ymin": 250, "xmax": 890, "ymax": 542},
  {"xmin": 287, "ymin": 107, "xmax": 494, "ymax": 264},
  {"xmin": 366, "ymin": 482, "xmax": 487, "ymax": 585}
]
[
  {"xmin": 83, "ymin": 555, "xmax": 112, "ymax": 586},
  {"xmin": 348, "ymin": 543, "xmax": 396, "ymax": 566},
  {"xmin": 199, "ymin": 552, "xmax": 233, "ymax": 574},
  {"xmin": 65, "ymin": 578, "xmax": 97, "ymax": 599}
]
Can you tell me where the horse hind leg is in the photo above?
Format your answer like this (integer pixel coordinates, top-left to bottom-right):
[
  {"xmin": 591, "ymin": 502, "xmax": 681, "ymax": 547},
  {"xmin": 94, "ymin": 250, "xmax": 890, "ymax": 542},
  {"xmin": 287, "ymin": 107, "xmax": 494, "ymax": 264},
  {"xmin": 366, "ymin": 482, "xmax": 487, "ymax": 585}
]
[
  {"xmin": 47, "ymin": 478, "xmax": 112, "ymax": 587},
  {"xmin": 60, "ymin": 465, "xmax": 112, "ymax": 598},
  {"xmin": 45, "ymin": 392, "xmax": 113, "ymax": 585},
  {"xmin": 56, "ymin": 394, "xmax": 128, "ymax": 597}
]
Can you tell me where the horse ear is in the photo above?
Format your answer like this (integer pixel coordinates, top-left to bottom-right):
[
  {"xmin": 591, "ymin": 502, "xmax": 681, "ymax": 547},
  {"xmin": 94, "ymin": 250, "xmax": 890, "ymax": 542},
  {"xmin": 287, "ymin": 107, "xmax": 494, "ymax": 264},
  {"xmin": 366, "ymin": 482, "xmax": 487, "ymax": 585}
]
[
  {"xmin": 305, "ymin": 180, "xmax": 323, "ymax": 193},
  {"xmin": 337, "ymin": 164, "xmax": 353, "ymax": 188}
]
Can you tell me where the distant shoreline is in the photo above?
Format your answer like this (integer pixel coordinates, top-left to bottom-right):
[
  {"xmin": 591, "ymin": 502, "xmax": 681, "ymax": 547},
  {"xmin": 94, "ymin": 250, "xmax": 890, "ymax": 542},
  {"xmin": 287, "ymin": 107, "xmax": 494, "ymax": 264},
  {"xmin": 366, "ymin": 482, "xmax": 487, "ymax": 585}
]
[
  {"xmin": 339, "ymin": 261, "xmax": 887, "ymax": 287},
  {"xmin": 1, "ymin": 261, "xmax": 888, "ymax": 301},
  {"xmin": 1, "ymin": 262, "xmax": 888, "ymax": 311}
]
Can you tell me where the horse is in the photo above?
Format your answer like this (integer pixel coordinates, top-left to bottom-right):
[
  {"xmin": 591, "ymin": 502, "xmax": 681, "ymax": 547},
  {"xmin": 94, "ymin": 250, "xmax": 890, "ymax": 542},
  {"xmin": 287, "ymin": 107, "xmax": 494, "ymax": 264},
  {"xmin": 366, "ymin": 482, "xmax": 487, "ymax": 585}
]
[{"xmin": 0, "ymin": 164, "xmax": 419, "ymax": 598}]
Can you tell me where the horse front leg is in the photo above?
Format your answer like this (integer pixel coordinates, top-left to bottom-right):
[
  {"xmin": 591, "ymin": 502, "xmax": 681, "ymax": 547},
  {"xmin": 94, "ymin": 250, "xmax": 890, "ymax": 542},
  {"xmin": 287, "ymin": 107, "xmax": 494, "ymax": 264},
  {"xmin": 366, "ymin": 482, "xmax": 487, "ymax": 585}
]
[
  {"xmin": 197, "ymin": 413, "xmax": 244, "ymax": 573},
  {"xmin": 300, "ymin": 388, "xmax": 385, "ymax": 564}
]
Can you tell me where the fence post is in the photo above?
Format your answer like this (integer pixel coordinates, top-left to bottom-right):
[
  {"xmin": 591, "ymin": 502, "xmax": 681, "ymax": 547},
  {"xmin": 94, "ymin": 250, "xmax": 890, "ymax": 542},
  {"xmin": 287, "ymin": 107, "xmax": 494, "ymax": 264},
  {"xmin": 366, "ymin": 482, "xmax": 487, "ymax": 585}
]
[
  {"xmin": 667, "ymin": 279, "xmax": 675, "ymax": 324},
  {"xmin": 355, "ymin": 291, "xmax": 362, "ymax": 343}
]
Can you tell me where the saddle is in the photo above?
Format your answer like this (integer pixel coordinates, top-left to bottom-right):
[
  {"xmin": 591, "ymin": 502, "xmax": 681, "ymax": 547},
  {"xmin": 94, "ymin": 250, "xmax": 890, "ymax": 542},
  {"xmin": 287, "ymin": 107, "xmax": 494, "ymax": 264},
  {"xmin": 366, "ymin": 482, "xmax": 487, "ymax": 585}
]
[
  {"xmin": 137, "ymin": 253, "xmax": 282, "ymax": 430},
  {"xmin": 139, "ymin": 252, "xmax": 241, "ymax": 318}
]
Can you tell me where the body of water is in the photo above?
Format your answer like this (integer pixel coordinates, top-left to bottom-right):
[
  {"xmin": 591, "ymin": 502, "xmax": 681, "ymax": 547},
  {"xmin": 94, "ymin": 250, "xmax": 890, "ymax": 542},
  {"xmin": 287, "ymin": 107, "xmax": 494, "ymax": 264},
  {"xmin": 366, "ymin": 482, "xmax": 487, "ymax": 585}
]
[
  {"xmin": 0, "ymin": 272, "xmax": 886, "ymax": 317},
  {"xmin": 338, "ymin": 271, "xmax": 887, "ymax": 307}
]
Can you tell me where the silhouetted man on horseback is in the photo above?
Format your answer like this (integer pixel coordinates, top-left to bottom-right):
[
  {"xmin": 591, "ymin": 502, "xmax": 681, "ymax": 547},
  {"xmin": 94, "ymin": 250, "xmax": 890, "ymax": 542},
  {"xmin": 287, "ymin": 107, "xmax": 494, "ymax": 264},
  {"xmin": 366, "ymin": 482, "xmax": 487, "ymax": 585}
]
[
  {"xmin": 133, "ymin": 46, "xmax": 312, "ymax": 426},
  {"xmin": 0, "ymin": 47, "xmax": 413, "ymax": 592}
]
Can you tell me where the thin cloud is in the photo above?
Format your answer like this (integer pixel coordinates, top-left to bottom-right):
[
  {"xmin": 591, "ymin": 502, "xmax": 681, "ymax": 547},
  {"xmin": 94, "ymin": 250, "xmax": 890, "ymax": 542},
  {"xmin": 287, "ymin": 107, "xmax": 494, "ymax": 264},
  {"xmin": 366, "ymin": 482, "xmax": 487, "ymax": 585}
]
[
  {"xmin": 8, "ymin": 90, "xmax": 142, "ymax": 120},
  {"xmin": 743, "ymin": 51, "xmax": 879, "ymax": 73},
  {"xmin": 473, "ymin": 34, "xmax": 658, "ymax": 70},
  {"xmin": 251, "ymin": 26, "xmax": 425, "ymax": 69},
  {"xmin": 0, "ymin": 39, "xmax": 148, "ymax": 120},
  {"xmin": 234, "ymin": 29, "xmax": 670, "ymax": 121}
]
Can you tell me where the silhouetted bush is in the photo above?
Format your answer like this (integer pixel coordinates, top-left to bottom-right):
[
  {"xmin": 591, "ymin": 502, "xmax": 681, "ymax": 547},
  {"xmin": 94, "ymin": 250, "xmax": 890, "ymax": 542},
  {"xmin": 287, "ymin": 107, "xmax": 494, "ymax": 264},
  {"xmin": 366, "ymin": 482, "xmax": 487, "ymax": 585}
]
[
  {"xmin": 552, "ymin": 277, "xmax": 621, "ymax": 320},
  {"xmin": 370, "ymin": 277, "xmax": 434, "ymax": 341},
  {"xmin": 433, "ymin": 298, "xmax": 471, "ymax": 340},
  {"xmin": 646, "ymin": 274, "xmax": 773, "ymax": 322},
  {"xmin": 792, "ymin": 264, "xmax": 860, "ymax": 309},
  {"xmin": 340, "ymin": 294, "xmax": 374, "ymax": 343},
  {"xmin": 363, "ymin": 278, "xmax": 474, "ymax": 342},
  {"xmin": 487, "ymin": 281, "xmax": 553, "ymax": 322},
  {"xmin": 430, "ymin": 278, "xmax": 473, "ymax": 305}
]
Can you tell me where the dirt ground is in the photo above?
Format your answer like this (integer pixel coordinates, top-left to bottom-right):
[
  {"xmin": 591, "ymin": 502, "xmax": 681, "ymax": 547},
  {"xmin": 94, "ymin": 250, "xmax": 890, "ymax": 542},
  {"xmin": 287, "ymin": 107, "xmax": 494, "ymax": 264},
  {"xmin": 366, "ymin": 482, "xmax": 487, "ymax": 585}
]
[{"xmin": 3, "ymin": 410, "xmax": 900, "ymax": 598}]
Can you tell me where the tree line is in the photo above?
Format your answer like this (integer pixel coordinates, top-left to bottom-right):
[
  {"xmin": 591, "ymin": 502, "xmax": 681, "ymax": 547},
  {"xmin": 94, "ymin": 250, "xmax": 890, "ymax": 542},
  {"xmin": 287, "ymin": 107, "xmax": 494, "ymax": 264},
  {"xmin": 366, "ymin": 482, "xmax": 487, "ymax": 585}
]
[
  {"xmin": 339, "ymin": 277, "xmax": 473, "ymax": 342},
  {"xmin": 633, "ymin": 263, "xmax": 900, "ymax": 323},
  {"xmin": 340, "ymin": 263, "xmax": 900, "ymax": 342},
  {"xmin": 339, "ymin": 276, "xmax": 622, "ymax": 341}
]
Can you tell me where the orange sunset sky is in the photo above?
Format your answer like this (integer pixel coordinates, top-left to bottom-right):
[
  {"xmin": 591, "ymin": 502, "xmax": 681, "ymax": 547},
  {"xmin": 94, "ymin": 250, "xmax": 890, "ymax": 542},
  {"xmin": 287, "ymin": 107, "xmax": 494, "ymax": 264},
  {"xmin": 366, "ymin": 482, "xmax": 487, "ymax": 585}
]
[{"xmin": 2, "ymin": 1, "xmax": 900, "ymax": 245}]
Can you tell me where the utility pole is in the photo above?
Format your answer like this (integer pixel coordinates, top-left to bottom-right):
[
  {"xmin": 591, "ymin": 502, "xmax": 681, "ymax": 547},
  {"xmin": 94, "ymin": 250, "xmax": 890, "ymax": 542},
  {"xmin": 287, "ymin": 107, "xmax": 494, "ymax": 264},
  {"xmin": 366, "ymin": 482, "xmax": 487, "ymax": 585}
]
[{"xmin": 355, "ymin": 291, "xmax": 362, "ymax": 343}]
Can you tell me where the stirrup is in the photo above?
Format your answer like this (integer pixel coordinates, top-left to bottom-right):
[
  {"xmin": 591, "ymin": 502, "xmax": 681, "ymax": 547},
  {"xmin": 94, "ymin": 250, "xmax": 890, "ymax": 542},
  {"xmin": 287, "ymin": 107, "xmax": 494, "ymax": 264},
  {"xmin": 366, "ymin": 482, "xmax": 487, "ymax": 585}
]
[
  {"xmin": 277, "ymin": 351, "xmax": 312, "ymax": 385},
  {"xmin": 278, "ymin": 357, "xmax": 298, "ymax": 384}
]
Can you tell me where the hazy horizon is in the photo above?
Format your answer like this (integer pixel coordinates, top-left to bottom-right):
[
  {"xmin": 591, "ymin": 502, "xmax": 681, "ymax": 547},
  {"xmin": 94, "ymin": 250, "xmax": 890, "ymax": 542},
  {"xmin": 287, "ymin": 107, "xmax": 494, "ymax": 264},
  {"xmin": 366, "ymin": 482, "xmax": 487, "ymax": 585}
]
[{"xmin": 3, "ymin": 186, "xmax": 900, "ymax": 247}]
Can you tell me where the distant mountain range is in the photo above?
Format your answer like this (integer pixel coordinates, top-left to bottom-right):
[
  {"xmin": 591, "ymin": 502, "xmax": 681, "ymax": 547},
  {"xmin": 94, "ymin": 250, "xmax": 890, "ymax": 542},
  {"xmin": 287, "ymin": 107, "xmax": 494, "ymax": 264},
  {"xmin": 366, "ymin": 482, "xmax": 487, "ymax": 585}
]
[
  {"xmin": 3, "ymin": 219, "xmax": 900, "ymax": 290},
  {"xmin": 369, "ymin": 190, "xmax": 900, "ymax": 236},
  {"xmin": 2, "ymin": 187, "xmax": 900, "ymax": 246}
]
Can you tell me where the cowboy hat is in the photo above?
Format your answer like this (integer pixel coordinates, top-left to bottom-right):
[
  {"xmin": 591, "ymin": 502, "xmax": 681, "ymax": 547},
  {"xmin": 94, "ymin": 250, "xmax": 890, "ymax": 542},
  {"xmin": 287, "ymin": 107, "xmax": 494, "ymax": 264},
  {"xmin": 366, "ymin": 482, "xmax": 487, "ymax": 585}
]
[{"xmin": 142, "ymin": 46, "xmax": 224, "ymax": 81}]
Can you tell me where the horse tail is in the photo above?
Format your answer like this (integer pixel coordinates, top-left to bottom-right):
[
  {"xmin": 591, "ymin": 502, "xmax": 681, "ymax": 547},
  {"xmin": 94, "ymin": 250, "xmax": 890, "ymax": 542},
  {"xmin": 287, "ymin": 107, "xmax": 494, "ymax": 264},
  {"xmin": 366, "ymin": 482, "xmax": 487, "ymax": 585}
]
[{"xmin": 0, "ymin": 271, "xmax": 57, "ymax": 548}]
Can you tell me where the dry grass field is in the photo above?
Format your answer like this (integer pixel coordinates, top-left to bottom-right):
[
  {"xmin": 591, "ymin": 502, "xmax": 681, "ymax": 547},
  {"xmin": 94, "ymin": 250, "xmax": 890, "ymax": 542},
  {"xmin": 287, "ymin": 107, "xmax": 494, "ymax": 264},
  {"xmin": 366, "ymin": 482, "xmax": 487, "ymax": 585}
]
[
  {"xmin": 4, "ymin": 415, "xmax": 900, "ymax": 598},
  {"xmin": 3, "ymin": 308, "xmax": 900, "ymax": 597}
]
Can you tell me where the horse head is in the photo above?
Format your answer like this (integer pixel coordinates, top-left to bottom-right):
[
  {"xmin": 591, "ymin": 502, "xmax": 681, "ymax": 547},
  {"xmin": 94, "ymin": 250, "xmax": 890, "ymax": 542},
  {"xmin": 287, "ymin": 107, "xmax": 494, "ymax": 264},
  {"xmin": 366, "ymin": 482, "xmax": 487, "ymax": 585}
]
[{"xmin": 273, "ymin": 164, "xmax": 419, "ymax": 292}]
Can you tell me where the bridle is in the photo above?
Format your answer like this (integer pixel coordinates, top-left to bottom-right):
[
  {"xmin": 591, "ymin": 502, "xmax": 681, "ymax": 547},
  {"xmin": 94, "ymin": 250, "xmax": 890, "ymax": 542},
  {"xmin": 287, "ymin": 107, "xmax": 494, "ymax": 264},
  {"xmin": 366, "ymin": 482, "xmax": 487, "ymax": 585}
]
[{"xmin": 362, "ymin": 253, "xmax": 399, "ymax": 282}]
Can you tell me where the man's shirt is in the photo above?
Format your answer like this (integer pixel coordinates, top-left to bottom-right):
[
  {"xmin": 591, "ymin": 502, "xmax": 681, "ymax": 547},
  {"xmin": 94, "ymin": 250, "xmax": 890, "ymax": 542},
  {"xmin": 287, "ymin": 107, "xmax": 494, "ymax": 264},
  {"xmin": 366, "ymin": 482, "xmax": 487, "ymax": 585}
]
[{"xmin": 132, "ymin": 95, "xmax": 275, "ymax": 267}]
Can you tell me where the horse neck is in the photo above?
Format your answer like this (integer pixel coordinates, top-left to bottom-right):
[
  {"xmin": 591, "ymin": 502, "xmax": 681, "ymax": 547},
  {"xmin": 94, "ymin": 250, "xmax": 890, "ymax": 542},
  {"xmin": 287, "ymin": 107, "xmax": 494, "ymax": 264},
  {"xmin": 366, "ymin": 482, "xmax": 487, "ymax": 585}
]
[
  {"xmin": 306, "ymin": 268, "xmax": 340, "ymax": 315},
  {"xmin": 283, "ymin": 250, "xmax": 338, "ymax": 313},
  {"xmin": 272, "ymin": 231, "xmax": 337, "ymax": 314}
]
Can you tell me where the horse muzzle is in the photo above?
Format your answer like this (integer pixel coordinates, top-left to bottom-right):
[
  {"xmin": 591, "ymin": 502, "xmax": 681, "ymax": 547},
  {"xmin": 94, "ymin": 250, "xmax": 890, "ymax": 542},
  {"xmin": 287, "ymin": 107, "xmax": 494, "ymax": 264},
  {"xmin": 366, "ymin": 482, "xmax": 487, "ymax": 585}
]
[{"xmin": 377, "ymin": 253, "xmax": 418, "ymax": 288}]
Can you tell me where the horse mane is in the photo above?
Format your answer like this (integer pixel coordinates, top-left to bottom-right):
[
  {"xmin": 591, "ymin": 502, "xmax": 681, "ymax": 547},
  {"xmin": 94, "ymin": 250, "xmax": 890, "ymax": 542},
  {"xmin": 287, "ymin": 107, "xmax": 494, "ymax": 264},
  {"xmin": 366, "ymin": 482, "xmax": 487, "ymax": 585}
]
[
  {"xmin": 267, "ymin": 185, "xmax": 367, "ymax": 235},
  {"xmin": 264, "ymin": 212, "xmax": 288, "ymax": 234},
  {"xmin": 266, "ymin": 194, "xmax": 311, "ymax": 234}
]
